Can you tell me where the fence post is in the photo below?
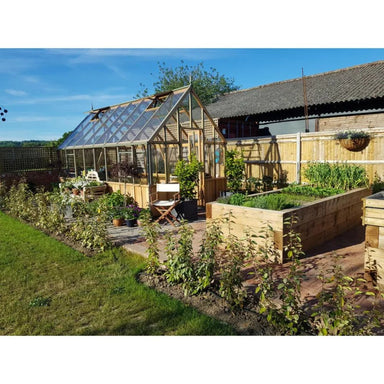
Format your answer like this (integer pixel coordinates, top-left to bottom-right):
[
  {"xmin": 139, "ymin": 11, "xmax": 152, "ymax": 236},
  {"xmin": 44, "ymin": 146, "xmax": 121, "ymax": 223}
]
[{"xmin": 296, "ymin": 132, "xmax": 301, "ymax": 183}]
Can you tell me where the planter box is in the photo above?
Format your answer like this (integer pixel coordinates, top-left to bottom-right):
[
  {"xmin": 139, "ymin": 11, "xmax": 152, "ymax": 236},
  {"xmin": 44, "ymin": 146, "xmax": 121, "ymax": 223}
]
[
  {"xmin": 207, "ymin": 187, "xmax": 370, "ymax": 263},
  {"xmin": 83, "ymin": 185, "xmax": 108, "ymax": 201},
  {"xmin": 363, "ymin": 191, "xmax": 384, "ymax": 290}
]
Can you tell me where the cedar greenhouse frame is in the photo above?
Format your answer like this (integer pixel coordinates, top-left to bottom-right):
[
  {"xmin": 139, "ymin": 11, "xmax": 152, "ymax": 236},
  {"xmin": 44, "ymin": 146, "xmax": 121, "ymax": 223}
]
[{"xmin": 59, "ymin": 85, "xmax": 227, "ymax": 207}]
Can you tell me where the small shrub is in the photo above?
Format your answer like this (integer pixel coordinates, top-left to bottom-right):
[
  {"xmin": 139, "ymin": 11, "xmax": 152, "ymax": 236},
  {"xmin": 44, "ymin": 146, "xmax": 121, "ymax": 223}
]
[
  {"xmin": 225, "ymin": 150, "xmax": 245, "ymax": 193},
  {"xmin": 5, "ymin": 182, "xmax": 34, "ymax": 220},
  {"xmin": 141, "ymin": 215, "xmax": 161, "ymax": 274},
  {"xmin": 32, "ymin": 190, "xmax": 67, "ymax": 235},
  {"xmin": 164, "ymin": 221, "xmax": 196, "ymax": 294},
  {"xmin": 254, "ymin": 217, "xmax": 307, "ymax": 335},
  {"xmin": 310, "ymin": 253, "xmax": 383, "ymax": 336},
  {"xmin": 217, "ymin": 234, "xmax": 247, "ymax": 312},
  {"xmin": 192, "ymin": 218, "xmax": 224, "ymax": 294},
  {"xmin": 69, "ymin": 215, "xmax": 111, "ymax": 252}
]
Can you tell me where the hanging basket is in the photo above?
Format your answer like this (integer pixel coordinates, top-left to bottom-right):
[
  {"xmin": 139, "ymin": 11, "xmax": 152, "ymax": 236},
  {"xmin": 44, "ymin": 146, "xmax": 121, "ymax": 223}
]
[{"xmin": 339, "ymin": 137, "xmax": 370, "ymax": 152}]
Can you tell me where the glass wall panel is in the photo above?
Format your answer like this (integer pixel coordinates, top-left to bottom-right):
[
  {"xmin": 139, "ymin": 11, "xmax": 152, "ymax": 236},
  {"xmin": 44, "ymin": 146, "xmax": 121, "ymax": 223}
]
[
  {"xmin": 94, "ymin": 148, "xmax": 105, "ymax": 180},
  {"xmin": 83, "ymin": 148, "xmax": 94, "ymax": 173}
]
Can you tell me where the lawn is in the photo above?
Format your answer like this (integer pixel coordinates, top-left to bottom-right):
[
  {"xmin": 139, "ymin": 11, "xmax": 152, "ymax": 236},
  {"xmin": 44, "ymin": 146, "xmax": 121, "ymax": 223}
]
[{"xmin": 0, "ymin": 211, "xmax": 234, "ymax": 335}]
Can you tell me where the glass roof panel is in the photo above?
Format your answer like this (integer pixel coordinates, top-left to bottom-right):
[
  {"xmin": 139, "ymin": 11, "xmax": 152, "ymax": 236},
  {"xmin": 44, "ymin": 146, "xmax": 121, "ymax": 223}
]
[
  {"xmin": 86, "ymin": 105, "xmax": 127, "ymax": 145},
  {"xmin": 108, "ymin": 99, "xmax": 151, "ymax": 143},
  {"xmin": 59, "ymin": 86, "xmax": 191, "ymax": 149},
  {"xmin": 59, "ymin": 113, "xmax": 93, "ymax": 149},
  {"xmin": 101, "ymin": 102, "xmax": 138, "ymax": 144},
  {"xmin": 131, "ymin": 90, "xmax": 185, "ymax": 142},
  {"xmin": 74, "ymin": 108, "xmax": 115, "ymax": 146},
  {"xmin": 118, "ymin": 109, "xmax": 156, "ymax": 142}
]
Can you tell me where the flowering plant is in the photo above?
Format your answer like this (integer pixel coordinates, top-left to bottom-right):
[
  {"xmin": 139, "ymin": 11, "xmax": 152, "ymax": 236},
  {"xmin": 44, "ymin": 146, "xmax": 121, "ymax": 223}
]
[
  {"xmin": 335, "ymin": 130, "xmax": 370, "ymax": 140},
  {"xmin": 124, "ymin": 204, "xmax": 142, "ymax": 220}
]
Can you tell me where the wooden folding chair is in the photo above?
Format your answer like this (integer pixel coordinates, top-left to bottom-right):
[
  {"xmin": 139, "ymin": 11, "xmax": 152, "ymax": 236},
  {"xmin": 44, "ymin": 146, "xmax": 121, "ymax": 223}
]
[{"xmin": 150, "ymin": 183, "xmax": 181, "ymax": 226}]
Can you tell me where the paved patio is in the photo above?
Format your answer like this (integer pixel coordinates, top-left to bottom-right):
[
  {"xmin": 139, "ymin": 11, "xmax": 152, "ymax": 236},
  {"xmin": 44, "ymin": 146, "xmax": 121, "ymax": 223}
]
[{"xmin": 107, "ymin": 210, "xmax": 207, "ymax": 261}]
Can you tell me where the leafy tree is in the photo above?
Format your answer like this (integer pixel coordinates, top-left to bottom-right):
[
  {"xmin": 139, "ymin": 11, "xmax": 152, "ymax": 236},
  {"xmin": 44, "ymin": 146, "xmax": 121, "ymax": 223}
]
[
  {"xmin": 137, "ymin": 61, "xmax": 239, "ymax": 105},
  {"xmin": 51, "ymin": 130, "xmax": 73, "ymax": 147}
]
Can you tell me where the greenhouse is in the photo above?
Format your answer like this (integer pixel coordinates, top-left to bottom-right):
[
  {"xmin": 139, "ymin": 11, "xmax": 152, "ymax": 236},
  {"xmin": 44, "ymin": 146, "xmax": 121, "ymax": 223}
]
[{"xmin": 59, "ymin": 85, "xmax": 226, "ymax": 207}]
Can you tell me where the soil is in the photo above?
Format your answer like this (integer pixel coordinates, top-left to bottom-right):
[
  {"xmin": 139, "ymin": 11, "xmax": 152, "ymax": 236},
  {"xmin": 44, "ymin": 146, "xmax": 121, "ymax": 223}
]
[{"xmin": 138, "ymin": 271, "xmax": 276, "ymax": 335}]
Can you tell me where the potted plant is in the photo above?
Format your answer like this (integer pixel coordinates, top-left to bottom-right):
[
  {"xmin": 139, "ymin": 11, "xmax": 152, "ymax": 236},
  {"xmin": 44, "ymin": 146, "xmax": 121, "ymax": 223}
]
[
  {"xmin": 137, "ymin": 208, "xmax": 151, "ymax": 226},
  {"xmin": 124, "ymin": 204, "xmax": 141, "ymax": 227},
  {"xmin": 111, "ymin": 207, "xmax": 125, "ymax": 227},
  {"xmin": 224, "ymin": 149, "xmax": 245, "ymax": 194},
  {"xmin": 173, "ymin": 153, "xmax": 204, "ymax": 221},
  {"xmin": 335, "ymin": 130, "xmax": 370, "ymax": 152},
  {"xmin": 60, "ymin": 180, "xmax": 74, "ymax": 194}
]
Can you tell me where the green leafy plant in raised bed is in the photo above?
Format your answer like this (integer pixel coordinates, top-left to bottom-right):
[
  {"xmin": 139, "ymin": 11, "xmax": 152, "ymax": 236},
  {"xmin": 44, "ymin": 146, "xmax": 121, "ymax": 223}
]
[
  {"xmin": 371, "ymin": 172, "xmax": 384, "ymax": 194},
  {"xmin": 304, "ymin": 162, "xmax": 368, "ymax": 190},
  {"xmin": 282, "ymin": 184, "xmax": 344, "ymax": 198},
  {"xmin": 243, "ymin": 193, "xmax": 299, "ymax": 211}
]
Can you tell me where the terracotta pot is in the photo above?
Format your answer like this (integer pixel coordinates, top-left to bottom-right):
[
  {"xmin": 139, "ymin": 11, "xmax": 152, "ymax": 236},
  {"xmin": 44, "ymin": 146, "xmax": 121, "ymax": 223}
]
[
  {"xmin": 339, "ymin": 137, "xmax": 370, "ymax": 152},
  {"xmin": 112, "ymin": 218, "xmax": 125, "ymax": 227}
]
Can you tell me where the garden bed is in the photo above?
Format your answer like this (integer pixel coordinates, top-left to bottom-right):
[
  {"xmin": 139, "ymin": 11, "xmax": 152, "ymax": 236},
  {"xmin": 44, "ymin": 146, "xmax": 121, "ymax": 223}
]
[
  {"xmin": 363, "ymin": 191, "xmax": 384, "ymax": 290},
  {"xmin": 207, "ymin": 187, "xmax": 370, "ymax": 263}
]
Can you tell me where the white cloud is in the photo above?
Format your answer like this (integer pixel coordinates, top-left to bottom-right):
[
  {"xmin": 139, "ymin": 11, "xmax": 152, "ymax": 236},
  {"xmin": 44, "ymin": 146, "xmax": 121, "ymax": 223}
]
[
  {"xmin": 11, "ymin": 92, "xmax": 132, "ymax": 106},
  {"xmin": 12, "ymin": 116, "xmax": 51, "ymax": 122},
  {"xmin": 48, "ymin": 48, "xmax": 228, "ymax": 65},
  {"xmin": 5, "ymin": 89, "xmax": 28, "ymax": 97},
  {"xmin": 22, "ymin": 75, "xmax": 40, "ymax": 84}
]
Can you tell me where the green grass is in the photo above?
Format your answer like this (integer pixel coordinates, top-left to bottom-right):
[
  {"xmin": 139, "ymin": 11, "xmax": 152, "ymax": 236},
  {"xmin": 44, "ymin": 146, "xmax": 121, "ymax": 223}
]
[{"xmin": 0, "ymin": 211, "xmax": 234, "ymax": 335}]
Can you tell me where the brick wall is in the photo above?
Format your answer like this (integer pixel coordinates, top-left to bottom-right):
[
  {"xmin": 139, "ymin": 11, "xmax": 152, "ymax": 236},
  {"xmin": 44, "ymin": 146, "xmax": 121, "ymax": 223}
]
[{"xmin": 318, "ymin": 112, "xmax": 384, "ymax": 132}]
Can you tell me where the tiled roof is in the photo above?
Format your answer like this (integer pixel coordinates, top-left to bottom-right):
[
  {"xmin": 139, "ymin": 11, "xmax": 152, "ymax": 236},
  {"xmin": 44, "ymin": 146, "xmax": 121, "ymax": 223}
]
[{"xmin": 206, "ymin": 60, "xmax": 384, "ymax": 119}]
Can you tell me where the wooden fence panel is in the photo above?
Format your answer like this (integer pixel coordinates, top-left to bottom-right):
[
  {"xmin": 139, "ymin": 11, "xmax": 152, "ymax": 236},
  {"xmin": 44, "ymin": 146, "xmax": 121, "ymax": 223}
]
[
  {"xmin": 0, "ymin": 146, "xmax": 60, "ymax": 173},
  {"xmin": 227, "ymin": 128, "xmax": 384, "ymax": 184}
]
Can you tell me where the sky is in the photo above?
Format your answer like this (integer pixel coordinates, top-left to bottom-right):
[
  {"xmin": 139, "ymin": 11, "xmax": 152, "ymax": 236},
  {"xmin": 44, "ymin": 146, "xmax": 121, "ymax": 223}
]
[{"xmin": 1, "ymin": 48, "xmax": 384, "ymax": 141}]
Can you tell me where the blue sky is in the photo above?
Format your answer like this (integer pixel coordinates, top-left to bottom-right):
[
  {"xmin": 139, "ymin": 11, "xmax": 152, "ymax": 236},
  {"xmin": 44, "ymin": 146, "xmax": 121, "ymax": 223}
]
[{"xmin": 1, "ymin": 48, "xmax": 384, "ymax": 141}]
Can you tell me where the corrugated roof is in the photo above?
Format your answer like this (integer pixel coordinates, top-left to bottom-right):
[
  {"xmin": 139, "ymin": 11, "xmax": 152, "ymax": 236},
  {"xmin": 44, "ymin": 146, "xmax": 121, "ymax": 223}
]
[{"xmin": 206, "ymin": 60, "xmax": 384, "ymax": 119}]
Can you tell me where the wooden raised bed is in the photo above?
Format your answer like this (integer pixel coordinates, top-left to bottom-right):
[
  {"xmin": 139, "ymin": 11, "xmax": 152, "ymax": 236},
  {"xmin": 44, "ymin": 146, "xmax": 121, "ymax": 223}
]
[
  {"xmin": 363, "ymin": 191, "xmax": 384, "ymax": 290},
  {"xmin": 207, "ymin": 187, "xmax": 370, "ymax": 263}
]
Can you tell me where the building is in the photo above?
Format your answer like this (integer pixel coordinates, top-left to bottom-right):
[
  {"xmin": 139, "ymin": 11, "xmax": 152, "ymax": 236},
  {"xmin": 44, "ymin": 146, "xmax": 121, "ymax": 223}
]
[
  {"xmin": 206, "ymin": 60, "xmax": 384, "ymax": 138},
  {"xmin": 58, "ymin": 85, "xmax": 226, "ymax": 206}
]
